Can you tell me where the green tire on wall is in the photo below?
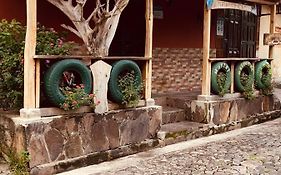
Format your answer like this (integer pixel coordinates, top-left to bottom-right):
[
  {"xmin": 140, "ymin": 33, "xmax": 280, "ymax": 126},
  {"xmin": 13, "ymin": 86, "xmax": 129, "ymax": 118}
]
[
  {"xmin": 211, "ymin": 62, "xmax": 231, "ymax": 95},
  {"xmin": 108, "ymin": 60, "xmax": 142, "ymax": 104},
  {"xmin": 44, "ymin": 59, "xmax": 92, "ymax": 107},
  {"xmin": 255, "ymin": 60, "xmax": 272, "ymax": 89},
  {"xmin": 234, "ymin": 61, "xmax": 254, "ymax": 92}
]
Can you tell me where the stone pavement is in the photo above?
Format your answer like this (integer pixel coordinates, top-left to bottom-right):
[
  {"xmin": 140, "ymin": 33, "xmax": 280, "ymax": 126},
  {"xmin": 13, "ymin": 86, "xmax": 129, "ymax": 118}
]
[{"xmin": 59, "ymin": 117, "xmax": 281, "ymax": 175}]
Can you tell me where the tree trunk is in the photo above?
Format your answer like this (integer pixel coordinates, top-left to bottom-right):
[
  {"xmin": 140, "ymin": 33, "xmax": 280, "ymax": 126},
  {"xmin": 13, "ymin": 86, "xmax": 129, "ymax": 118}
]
[{"xmin": 47, "ymin": 0, "xmax": 129, "ymax": 57}]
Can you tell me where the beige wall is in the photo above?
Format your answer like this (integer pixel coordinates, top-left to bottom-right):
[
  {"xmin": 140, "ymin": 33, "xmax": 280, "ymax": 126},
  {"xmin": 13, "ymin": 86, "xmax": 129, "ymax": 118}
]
[{"xmin": 258, "ymin": 5, "xmax": 281, "ymax": 79}]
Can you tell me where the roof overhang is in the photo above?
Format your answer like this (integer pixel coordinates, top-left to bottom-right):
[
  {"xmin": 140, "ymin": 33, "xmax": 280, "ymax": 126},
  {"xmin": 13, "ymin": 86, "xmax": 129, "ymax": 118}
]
[{"xmin": 243, "ymin": 0, "xmax": 281, "ymax": 5}]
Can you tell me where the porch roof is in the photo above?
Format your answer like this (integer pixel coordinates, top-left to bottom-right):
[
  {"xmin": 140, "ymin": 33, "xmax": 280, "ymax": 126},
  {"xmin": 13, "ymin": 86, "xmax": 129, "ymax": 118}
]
[{"xmin": 244, "ymin": 0, "xmax": 281, "ymax": 5}]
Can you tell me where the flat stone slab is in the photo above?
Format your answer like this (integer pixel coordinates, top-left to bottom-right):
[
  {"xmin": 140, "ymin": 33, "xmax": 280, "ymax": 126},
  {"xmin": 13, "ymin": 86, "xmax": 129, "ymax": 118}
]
[
  {"xmin": 162, "ymin": 107, "xmax": 186, "ymax": 124},
  {"xmin": 160, "ymin": 121, "xmax": 205, "ymax": 133}
]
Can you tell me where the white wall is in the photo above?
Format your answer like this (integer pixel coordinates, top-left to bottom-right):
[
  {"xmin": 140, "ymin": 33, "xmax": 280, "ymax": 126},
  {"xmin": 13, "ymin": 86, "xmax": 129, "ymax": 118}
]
[{"xmin": 258, "ymin": 5, "xmax": 281, "ymax": 79}]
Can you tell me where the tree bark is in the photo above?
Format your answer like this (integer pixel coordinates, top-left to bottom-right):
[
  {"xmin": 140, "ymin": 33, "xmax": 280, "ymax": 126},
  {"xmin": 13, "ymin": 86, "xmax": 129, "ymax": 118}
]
[{"xmin": 46, "ymin": 0, "xmax": 129, "ymax": 57}]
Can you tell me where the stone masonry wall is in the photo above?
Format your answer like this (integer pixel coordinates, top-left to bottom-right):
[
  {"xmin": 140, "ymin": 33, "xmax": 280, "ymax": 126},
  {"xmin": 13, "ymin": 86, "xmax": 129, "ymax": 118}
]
[
  {"xmin": 0, "ymin": 106, "xmax": 162, "ymax": 175},
  {"xmin": 152, "ymin": 48, "xmax": 216, "ymax": 94},
  {"xmin": 191, "ymin": 95, "xmax": 281, "ymax": 125}
]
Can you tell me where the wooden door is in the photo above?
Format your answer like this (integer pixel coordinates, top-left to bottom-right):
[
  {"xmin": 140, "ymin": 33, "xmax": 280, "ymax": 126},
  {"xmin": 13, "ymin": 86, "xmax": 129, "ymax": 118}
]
[
  {"xmin": 215, "ymin": 9, "xmax": 257, "ymax": 58},
  {"xmin": 240, "ymin": 11, "xmax": 257, "ymax": 58}
]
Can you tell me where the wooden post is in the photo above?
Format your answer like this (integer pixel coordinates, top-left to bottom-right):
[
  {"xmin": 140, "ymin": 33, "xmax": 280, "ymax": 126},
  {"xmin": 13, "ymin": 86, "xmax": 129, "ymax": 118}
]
[
  {"xmin": 269, "ymin": 4, "xmax": 276, "ymax": 58},
  {"xmin": 144, "ymin": 0, "xmax": 153, "ymax": 100},
  {"xmin": 230, "ymin": 63, "xmax": 235, "ymax": 93},
  {"xmin": 24, "ymin": 0, "xmax": 37, "ymax": 109},
  {"xmin": 35, "ymin": 60, "xmax": 40, "ymax": 108},
  {"xmin": 201, "ymin": 2, "xmax": 211, "ymax": 95}
]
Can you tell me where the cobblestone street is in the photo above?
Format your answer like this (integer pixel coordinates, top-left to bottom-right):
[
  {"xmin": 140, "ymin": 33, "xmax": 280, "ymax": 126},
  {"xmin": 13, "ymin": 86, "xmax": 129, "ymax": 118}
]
[{"xmin": 61, "ymin": 117, "xmax": 281, "ymax": 175}]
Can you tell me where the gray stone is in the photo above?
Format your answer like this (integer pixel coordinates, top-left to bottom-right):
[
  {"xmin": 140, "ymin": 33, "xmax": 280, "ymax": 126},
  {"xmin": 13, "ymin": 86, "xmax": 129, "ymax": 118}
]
[
  {"xmin": 148, "ymin": 108, "xmax": 162, "ymax": 136},
  {"xmin": 28, "ymin": 137, "xmax": 49, "ymax": 168},
  {"xmin": 65, "ymin": 135, "xmax": 83, "ymax": 158},
  {"xmin": 91, "ymin": 120, "xmax": 110, "ymax": 152},
  {"xmin": 44, "ymin": 129, "xmax": 64, "ymax": 161},
  {"xmin": 105, "ymin": 119, "xmax": 120, "ymax": 149},
  {"xmin": 120, "ymin": 113, "xmax": 149, "ymax": 145}
]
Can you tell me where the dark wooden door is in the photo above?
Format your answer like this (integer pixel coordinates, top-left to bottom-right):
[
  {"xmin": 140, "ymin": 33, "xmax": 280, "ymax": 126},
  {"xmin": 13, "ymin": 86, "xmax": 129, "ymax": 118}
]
[
  {"xmin": 240, "ymin": 11, "xmax": 257, "ymax": 58},
  {"xmin": 215, "ymin": 9, "xmax": 257, "ymax": 58}
]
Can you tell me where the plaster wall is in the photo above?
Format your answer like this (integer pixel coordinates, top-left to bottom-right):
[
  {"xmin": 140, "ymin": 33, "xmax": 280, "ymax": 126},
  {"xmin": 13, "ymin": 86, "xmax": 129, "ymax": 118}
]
[{"xmin": 258, "ymin": 5, "xmax": 281, "ymax": 79}]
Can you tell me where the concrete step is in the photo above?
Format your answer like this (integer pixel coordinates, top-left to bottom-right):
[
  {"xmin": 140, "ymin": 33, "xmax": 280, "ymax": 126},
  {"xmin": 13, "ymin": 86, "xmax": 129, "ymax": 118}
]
[
  {"xmin": 157, "ymin": 121, "xmax": 209, "ymax": 145},
  {"xmin": 162, "ymin": 107, "xmax": 186, "ymax": 124}
]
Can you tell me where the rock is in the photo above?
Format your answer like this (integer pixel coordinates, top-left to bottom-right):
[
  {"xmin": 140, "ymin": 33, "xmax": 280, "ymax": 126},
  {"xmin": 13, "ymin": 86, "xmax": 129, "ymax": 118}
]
[
  {"xmin": 28, "ymin": 137, "xmax": 49, "ymax": 168},
  {"xmin": 44, "ymin": 129, "xmax": 64, "ymax": 161},
  {"xmin": 120, "ymin": 113, "xmax": 149, "ymax": 145},
  {"xmin": 65, "ymin": 135, "xmax": 83, "ymax": 158},
  {"xmin": 91, "ymin": 120, "xmax": 110, "ymax": 152}
]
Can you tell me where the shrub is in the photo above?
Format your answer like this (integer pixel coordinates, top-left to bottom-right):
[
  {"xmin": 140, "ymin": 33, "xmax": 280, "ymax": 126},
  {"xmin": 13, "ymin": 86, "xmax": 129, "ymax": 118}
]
[
  {"xmin": 0, "ymin": 19, "xmax": 71, "ymax": 109},
  {"xmin": 60, "ymin": 85, "xmax": 99, "ymax": 111},
  {"xmin": 118, "ymin": 71, "xmax": 143, "ymax": 108}
]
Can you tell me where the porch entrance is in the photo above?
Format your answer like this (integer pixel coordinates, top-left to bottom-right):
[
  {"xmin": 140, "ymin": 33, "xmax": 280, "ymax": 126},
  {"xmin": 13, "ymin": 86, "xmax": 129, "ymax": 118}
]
[{"xmin": 216, "ymin": 9, "xmax": 257, "ymax": 58}]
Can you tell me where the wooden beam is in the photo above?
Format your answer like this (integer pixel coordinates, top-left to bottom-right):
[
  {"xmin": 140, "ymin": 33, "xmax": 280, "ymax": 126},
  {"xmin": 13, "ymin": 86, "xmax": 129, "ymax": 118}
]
[
  {"xmin": 35, "ymin": 60, "xmax": 40, "ymax": 108},
  {"xmin": 144, "ymin": 0, "xmax": 153, "ymax": 99},
  {"xmin": 201, "ymin": 4, "xmax": 212, "ymax": 96},
  {"xmin": 230, "ymin": 63, "xmax": 235, "ymax": 93},
  {"xmin": 211, "ymin": 0, "xmax": 257, "ymax": 15},
  {"xmin": 24, "ymin": 0, "xmax": 37, "ymax": 109},
  {"xmin": 269, "ymin": 4, "xmax": 276, "ymax": 58},
  {"xmin": 209, "ymin": 57, "xmax": 272, "ymax": 61},
  {"xmin": 244, "ymin": 0, "xmax": 278, "ymax": 5},
  {"xmin": 33, "ymin": 55, "xmax": 151, "ymax": 61}
]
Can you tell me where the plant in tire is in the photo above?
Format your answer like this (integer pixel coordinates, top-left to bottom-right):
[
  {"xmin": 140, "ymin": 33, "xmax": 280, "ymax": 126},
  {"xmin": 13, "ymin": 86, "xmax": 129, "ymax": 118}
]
[
  {"xmin": 211, "ymin": 62, "xmax": 231, "ymax": 97},
  {"xmin": 240, "ymin": 69, "xmax": 255, "ymax": 100},
  {"xmin": 117, "ymin": 71, "xmax": 143, "ymax": 108},
  {"xmin": 260, "ymin": 64, "xmax": 273, "ymax": 96},
  {"xmin": 241, "ymin": 74, "xmax": 255, "ymax": 100},
  {"xmin": 217, "ymin": 71, "xmax": 228, "ymax": 96},
  {"xmin": 0, "ymin": 19, "xmax": 71, "ymax": 109},
  {"xmin": 60, "ymin": 85, "xmax": 99, "ymax": 111}
]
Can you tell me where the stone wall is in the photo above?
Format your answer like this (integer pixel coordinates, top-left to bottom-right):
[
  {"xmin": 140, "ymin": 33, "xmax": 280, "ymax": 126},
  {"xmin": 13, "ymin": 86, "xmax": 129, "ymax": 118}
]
[
  {"xmin": 191, "ymin": 95, "xmax": 281, "ymax": 125},
  {"xmin": 152, "ymin": 48, "xmax": 216, "ymax": 94},
  {"xmin": 0, "ymin": 106, "xmax": 162, "ymax": 175}
]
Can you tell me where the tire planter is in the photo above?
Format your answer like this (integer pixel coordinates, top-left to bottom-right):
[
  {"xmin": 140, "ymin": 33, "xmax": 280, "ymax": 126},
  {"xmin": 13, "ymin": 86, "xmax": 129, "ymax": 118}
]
[
  {"xmin": 234, "ymin": 61, "xmax": 254, "ymax": 92},
  {"xmin": 255, "ymin": 60, "xmax": 272, "ymax": 89},
  {"xmin": 108, "ymin": 60, "xmax": 142, "ymax": 104},
  {"xmin": 44, "ymin": 59, "xmax": 92, "ymax": 107},
  {"xmin": 211, "ymin": 62, "xmax": 231, "ymax": 95}
]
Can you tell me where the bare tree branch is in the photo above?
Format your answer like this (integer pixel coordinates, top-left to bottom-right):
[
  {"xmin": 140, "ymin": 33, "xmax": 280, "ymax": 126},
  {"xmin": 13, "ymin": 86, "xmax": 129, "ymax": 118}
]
[
  {"xmin": 61, "ymin": 24, "xmax": 82, "ymax": 38},
  {"xmin": 47, "ymin": 0, "xmax": 130, "ymax": 57}
]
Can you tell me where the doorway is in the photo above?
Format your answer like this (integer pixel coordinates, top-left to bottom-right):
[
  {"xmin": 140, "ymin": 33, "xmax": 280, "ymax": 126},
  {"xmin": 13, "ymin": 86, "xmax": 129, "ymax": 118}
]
[{"xmin": 216, "ymin": 9, "xmax": 257, "ymax": 58}]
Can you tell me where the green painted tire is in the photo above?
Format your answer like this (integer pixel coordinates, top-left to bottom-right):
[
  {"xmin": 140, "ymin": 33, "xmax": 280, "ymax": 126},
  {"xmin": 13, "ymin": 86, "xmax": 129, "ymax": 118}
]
[
  {"xmin": 44, "ymin": 59, "xmax": 92, "ymax": 107},
  {"xmin": 211, "ymin": 62, "xmax": 231, "ymax": 95},
  {"xmin": 108, "ymin": 60, "xmax": 142, "ymax": 104},
  {"xmin": 255, "ymin": 60, "xmax": 272, "ymax": 89},
  {"xmin": 234, "ymin": 61, "xmax": 254, "ymax": 92}
]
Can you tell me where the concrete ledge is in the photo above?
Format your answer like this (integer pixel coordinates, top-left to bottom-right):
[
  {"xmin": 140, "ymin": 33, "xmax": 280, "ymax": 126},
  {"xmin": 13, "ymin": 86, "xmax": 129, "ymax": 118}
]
[
  {"xmin": 20, "ymin": 108, "xmax": 41, "ymax": 118},
  {"xmin": 158, "ymin": 110, "xmax": 281, "ymax": 146}
]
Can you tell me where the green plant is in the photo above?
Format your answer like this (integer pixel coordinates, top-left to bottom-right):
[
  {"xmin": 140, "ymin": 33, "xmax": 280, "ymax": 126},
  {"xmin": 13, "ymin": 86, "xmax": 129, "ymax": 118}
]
[
  {"xmin": 217, "ymin": 71, "xmax": 227, "ymax": 96},
  {"xmin": 118, "ymin": 71, "xmax": 143, "ymax": 107},
  {"xmin": 0, "ymin": 19, "xmax": 71, "ymax": 109},
  {"xmin": 240, "ymin": 71, "xmax": 255, "ymax": 100},
  {"xmin": 60, "ymin": 85, "xmax": 99, "ymax": 111},
  {"xmin": 7, "ymin": 151, "xmax": 30, "ymax": 175},
  {"xmin": 0, "ymin": 125, "xmax": 29, "ymax": 175},
  {"xmin": 260, "ymin": 64, "xmax": 273, "ymax": 96}
]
